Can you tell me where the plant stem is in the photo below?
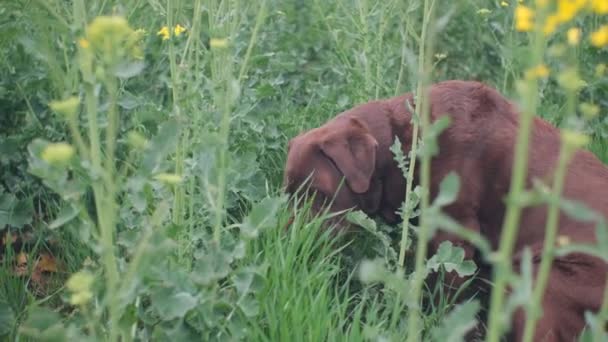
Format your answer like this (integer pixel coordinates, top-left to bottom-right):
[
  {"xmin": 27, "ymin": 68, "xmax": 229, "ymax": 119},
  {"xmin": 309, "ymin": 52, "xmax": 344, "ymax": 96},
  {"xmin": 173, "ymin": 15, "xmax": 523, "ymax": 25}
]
[
  {"xmin": 167, "ymin": 0, "xmax": 185, "ymax": 227},
  {"xmin": 359, "ymin": 0, "xmax": 371, "ymax": 97},
  {"xmin": 208, "ymin": 0, "xmax": 233, "ymax": 245},
  {"xmin": 405, "ymin": 0, "xmax": 436, "ymax": 341},
  {"xmin": 102, "ymin": 74, "xmax": 122, "ymax": 342},
  {"xmin": 237, "ymin": 0, "xmax": 267, "ymax": 84},
  {"xmin": 521, "ymin": 143, "xmax": 573, "ymax": 342},
  {"xmin": 594, "ymin": 278, "xmax": 608, "ymax": 342},
  {"xmin": 82, "ymin": 67, "xmax": 120, "ymax": 342},
  {"xmin": 485, "ymin": 4, "xmax": 548, "ymax": 341}
]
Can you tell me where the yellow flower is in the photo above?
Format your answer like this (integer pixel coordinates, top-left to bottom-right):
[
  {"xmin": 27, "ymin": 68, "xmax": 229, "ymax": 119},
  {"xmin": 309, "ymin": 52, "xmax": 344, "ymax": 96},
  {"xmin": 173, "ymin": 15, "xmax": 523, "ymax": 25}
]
[
  {"xmin": 42, "ymin": 143, "xmax": 75, "ymax": 164},
  {"xmin": 174, "ymin": 24, "xmax": 187, "ymax": 36},
  {"xmin": 590, "ymin": 0, "xmax": 608, "ymax": 14},
  {"xmin": 210, "ymin": 38, "xmax": 228, "ymax": 49},
  {"xmin": 154, "ymin": 173, "xmax": 183, "ymax": 185},
  {"xmin": 78, "ymin": 38, "xmax": 90, "ymax": 49},
  {"xmin": 49, "ymin": 96, "xmax": 80, "ymax": 119},
  {"xmin": 543, "ymin": 14, "xmax": 560, "ymax": 35},
  {"xmin": 525, "ymin": 63, "xmax": 550, "ymax": 79},
  {"xmin": 556, "ymin": 0, "xmax": 586, "ymax": 23},
  {"xmin": 501, "ymin": 1, "xmax": 509, "ymax": 7},
  {"xmin": 560, "ymin": 129, "xmax": 590, "ymax": 149},
  {"xmin": 590, "ymin": 25, "xmax": 608, "ymax": 48},
  {"xmin": 157, "ymin": 26, "xmax": 170, "ymax": 40},
  {"xmin": 515, "ymin": 5, "xmax": 534, "ymax": 32},
  {"xmin": 567, "ymin": 27, "xmax": 581, "ymax": 45},
  {"xmin": 87, "ymin": 16, "xmax": 134, "ymax": 49}
]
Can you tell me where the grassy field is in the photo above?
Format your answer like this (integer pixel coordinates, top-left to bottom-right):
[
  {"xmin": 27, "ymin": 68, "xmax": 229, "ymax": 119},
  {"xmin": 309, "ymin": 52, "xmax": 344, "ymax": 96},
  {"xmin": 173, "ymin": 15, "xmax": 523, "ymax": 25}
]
[{"xmin": 0, "ymin": 0, "xmax": 607, "ymax": 341}]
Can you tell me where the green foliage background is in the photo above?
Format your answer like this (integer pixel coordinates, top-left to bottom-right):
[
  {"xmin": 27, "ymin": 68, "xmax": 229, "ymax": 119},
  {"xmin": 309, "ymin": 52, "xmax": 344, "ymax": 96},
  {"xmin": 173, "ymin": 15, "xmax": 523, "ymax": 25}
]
[{"xmin": 0, "ymin": 0, "xmax": 606, "ymax": 341}]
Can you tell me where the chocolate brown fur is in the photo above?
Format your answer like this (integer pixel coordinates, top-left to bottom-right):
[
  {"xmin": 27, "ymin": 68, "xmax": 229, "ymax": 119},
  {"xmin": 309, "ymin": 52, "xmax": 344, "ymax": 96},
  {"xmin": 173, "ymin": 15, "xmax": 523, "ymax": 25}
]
[{"xmin": 284, "ymin": 80, "xmax": 608, "ymax": 341}]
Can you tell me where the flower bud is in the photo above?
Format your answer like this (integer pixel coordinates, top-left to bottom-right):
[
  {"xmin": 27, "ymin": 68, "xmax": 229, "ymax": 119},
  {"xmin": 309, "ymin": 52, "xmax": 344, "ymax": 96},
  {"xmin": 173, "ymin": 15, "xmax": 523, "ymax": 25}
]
[
  {"xmin": 41, "ymin": 143, "xmax": 75, "ymax": 165},
  {"xmin": 49, "ymin": 97, "xmax": 80, "ymax": 119}
]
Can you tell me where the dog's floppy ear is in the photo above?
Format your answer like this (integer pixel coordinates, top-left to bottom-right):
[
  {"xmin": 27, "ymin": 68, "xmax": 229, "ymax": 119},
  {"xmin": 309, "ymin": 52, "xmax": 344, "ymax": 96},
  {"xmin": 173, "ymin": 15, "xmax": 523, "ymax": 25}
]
[{"xmin": 320, "ymin": 117, "xmax": 378, "ymax": 193}]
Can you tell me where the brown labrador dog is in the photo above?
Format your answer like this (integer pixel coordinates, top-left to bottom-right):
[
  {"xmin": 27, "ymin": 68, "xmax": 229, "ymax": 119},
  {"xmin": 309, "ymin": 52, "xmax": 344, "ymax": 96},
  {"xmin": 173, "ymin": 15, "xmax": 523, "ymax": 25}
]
[{"xmin": 283, "ymin": 80, "xmax": 608, "ymax": 341}]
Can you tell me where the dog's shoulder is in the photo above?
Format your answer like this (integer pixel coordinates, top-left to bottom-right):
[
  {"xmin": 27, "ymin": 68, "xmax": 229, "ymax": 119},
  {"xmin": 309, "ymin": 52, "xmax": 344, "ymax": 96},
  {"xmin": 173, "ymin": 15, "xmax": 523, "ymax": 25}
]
[{"xmin": 428, "ymin": 80, "xmax": 516, "ymax": 123}]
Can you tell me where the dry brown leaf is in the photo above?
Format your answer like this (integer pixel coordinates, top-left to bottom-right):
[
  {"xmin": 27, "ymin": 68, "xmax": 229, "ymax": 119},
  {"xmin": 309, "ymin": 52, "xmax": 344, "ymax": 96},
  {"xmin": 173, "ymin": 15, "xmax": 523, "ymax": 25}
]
[
  {"xmin": 2, "ymin": 232, "xmax": 17, "ymax": 246},
  {"xmin": 36, "ymin": 253, "xmax": 58, "ymax": 273},
  {"xmin": 15, "ymin": 252, "xmax": 28, "ymax": 276}
]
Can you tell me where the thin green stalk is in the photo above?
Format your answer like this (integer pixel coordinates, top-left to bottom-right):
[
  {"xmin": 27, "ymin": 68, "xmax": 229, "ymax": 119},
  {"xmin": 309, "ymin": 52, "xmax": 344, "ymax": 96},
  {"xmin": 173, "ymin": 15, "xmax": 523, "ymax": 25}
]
[
  {"xmin": 83, "ymin": 83, "xmax": 101, "ymax": 169},
  {"xmin": 359, "ymin": 0, "xmax": 371, "ymax": 96},
  {"xmin": 102, "ymin": 74, "xmax": 122, "ymax": 342},
  {"xmin": 397, "ymin": 0, "xmax": 433, "ymax": 270},
  {"xmin": 394, "ymin": 11, "xmax": 414, "ymax": 96},
  {"xmin": 523, "ymin": 33, "xmax": 583, "ymax": 341},
  {"xmin": 181, "ymin": 0, "xmax": 203, "ymax": 66},
  {"xmin": 166, "ymin": 0, "xmax": 185, "ymax": 227},
  {"xmin": 237, "ymin": 0, "xmax": 267, "ymax": 84},
  {"xmin": 374, "ymin": 2, "xmax": 391, "ymax": 99},
  {"xmin": 594, "ymin": 279, "xmax": 608, "ymax": 342},
  {"xmin": 104, "ymin": 77, "xmax": 118, "ymax": 180},
  {"xmin": 405, "ymin": 1, "xmax": 436, "ymax": 341},
  {"xmin": 208, "ymin": 1, "xmax": 262, "ymax": 245},
  {"xmin": 398, "ymin": 122, "xmax": 419, "ymax": 268},
  {"xmin": 521, "ymin": 143, "xmax": 573, "ymax": 341},
  {"xmin": 82, "ymin": 67, "xmax": 121, "ymax": 342},
  {"xmin": 74, "ymin": 4, "xmax": 121, "ymax": 338},
  {"xmin": 208, "ymin": 1, "xmax": 234, "ymax": 245},
  {"xmin": 485, "ymin": 5, "xmax": 548, "ymax": 341},
  {"xmin": 212, "ymin": 60, "xmax": 232, "ymax": 245}
]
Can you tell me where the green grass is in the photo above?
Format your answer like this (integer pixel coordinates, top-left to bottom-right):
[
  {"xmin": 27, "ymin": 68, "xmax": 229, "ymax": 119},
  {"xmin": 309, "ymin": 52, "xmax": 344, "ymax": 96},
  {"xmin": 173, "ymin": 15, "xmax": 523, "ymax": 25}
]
[{"xmin": 0, "ymin": 0, "xmax": 606, "ymax": 341}]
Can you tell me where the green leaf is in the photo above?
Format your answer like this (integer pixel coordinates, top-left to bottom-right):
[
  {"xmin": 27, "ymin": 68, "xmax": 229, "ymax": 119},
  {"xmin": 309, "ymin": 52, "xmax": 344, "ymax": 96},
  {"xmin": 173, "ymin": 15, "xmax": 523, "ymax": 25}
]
[
  {"xmin": 418, "ymin": 116, "xmax": 452, "ymax": 158},
  {"xmin": 240, "ymin": 196, "xmax": 285, "ymax": 239},
  {"xmin": 433, "ymin": 172, "xmax": 460, "ymax": 208},
  {"xmin": 232, "ymin": 267, "xmax": 265, "ymax": 296},
  {"xmin": 141, "ymin": 119, "xmax": 181, "ymax": 174},
  {"xmin": 390, "ymin": 136, "xmax": 410, "ymax": 178},
  {"xmin": 0, "ymin": 301, "xmax": 15, "ymax": 336},
  {"xmin": 151, "ymin": 288, "xmax": 198, "ymax": 321},
  {"xmin": 560, "ymin": 198, "xmax": 599, "ymax": 222},
  {"xmin": 114, "ymin": 60, "xmax": 146, "ymax": 79},
  {"xmin": 48, "ymin": 204, "xmax": 79, "ymax": 229},
  {"xmin": 237, "ymin": 295, "xmax": 260, "ymax": 318},
  {"xmin": 430, "ymin": 300, "xmax": 480, "ymax": 342},
  {"xmin": 0, "ymin": 192, "xmax": 33, "ymax": 229},
  {"xmin": 426, "ymin": 241, "xmax": 477, "ymax": 277},
  {"xmin": 346, "ymin": 210, "xmax": 377, "ymax": 232},
  {"xmin": 358, "ymin": 259, "xmax": 389, "ymax": 284},
  {"xmin": 19, "ymin": 306, "xmax": 67, "ymax": 341},
  {"xmin": 191, "ymin": 245, "xmax": 233, "ymax": 286},
  {"xmin": 151, "ymin": 320, "xmax": 199, "ymax": 341},
  {"xmin": 579, "ymin": 311, "xmax": 608, "ymax": 342}
]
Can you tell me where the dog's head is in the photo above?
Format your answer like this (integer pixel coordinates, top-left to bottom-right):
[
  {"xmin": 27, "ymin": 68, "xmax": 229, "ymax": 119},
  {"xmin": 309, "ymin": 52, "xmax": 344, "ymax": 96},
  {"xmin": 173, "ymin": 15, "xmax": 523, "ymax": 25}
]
[{"xmin": 283, "ymin": 116, "xmax": 383, "ymax": 229}]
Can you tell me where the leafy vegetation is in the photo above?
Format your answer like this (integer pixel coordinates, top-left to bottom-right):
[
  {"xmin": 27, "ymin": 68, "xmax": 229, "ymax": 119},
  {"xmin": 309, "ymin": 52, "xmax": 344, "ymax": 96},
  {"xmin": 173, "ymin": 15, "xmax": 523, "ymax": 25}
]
[{"xmin": 0, "ymin": 0, "xmax": 606, "ymax": 341}]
